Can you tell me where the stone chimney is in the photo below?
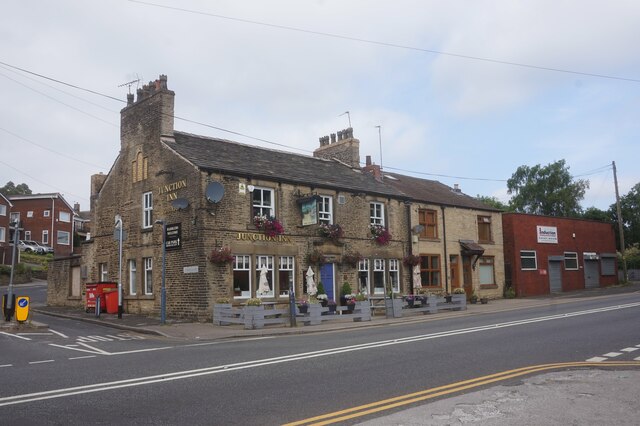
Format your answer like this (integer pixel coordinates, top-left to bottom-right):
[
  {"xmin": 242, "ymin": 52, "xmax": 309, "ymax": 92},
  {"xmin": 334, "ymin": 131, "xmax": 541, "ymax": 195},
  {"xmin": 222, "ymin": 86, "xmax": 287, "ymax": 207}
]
[
  {"xmin": 74, "ymin": 202, "xmax": 80, "ymax": 213},
  {"xmin": 313, "ymin": 127, "xmax": 360, "ymax": 168},
  {"xmin": 452, "ymin": 183, "xmax": 462, "ymax": 193},
  {"xmin": 120, "ymin": 74, "xmax": 175, "ymax": 153},
  {"xmin": 363, "ymin": 155, "xmax": 383, "ymax": 181}
]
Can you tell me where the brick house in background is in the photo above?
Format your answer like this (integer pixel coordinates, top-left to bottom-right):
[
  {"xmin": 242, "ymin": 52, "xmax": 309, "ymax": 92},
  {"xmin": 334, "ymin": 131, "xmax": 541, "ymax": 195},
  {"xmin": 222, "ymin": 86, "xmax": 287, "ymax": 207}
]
[
  {"xmin": 0, "ymin": 192, "xmax": 13, "ymax": 265},
  {"xmin": 7, "ymin": 193, "xmax": 75, "ymax": 256},
  {"xmin": 502, "ymin": 213, "xmax": 618, "ymax": 297}
]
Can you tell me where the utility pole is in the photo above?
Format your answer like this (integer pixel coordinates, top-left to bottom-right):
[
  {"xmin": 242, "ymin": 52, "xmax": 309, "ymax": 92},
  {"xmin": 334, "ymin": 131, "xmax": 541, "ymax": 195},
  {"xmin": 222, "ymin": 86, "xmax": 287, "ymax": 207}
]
[{"xmin": 613, "ymin": 161, "xmax": 628, "ymax": 282}]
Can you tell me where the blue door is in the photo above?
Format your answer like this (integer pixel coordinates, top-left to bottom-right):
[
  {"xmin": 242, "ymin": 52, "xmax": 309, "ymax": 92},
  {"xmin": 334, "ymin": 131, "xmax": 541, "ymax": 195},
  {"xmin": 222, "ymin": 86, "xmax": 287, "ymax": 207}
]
[{"xmin": 319, "ymin": 263, "xmax": 335, "ymax": 301}]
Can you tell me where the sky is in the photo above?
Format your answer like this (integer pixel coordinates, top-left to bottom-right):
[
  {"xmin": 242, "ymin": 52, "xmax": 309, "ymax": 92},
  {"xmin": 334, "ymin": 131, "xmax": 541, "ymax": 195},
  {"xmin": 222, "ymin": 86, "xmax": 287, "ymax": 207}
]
[{"xmin": 1, "ymin": 0, "xmax": 639, "ymax": 212}]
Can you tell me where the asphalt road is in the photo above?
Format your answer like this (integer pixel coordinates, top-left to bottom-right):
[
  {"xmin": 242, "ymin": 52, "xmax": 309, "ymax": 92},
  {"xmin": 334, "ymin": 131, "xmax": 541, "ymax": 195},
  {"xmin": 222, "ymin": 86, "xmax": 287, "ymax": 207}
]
[{"xmin": 1, "ymin": 288, "xmax": 639, "ymax": 425}]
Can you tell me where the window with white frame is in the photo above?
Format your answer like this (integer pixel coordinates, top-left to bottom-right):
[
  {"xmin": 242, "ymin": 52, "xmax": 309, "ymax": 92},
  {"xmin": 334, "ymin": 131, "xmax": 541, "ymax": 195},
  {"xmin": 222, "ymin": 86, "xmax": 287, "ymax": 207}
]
[
  {"xmin": 370, "ymin": 202, "xmax": 385, "ymax": 226},
  {"xmin": 10, "ymin": 212, "xmax": 20, "ymax": 225},
  {"xmin": 520, "ymin": 250, "xmax": 537, "ymax": 270},
  {"xmin": 57, "ymin": 230, "xmax": 70, "ymax": 245},
  {"xmin": 389, "ymin": 259, "xmax": 400, "ymax": 293},
  {"xmin": 279, "ymin": 256, "xmax": 295, "ymax": 296},
  {"xmin": 318, "ymin": 195, "xmax": 333, "ymax": 224},
  {"xmin": 373, "ymin": 259, "xmax": 386, "ymax": 295},
  {"xmin": 233, "ymin": 255, "xmax": 251, "ymax": 298},
  {"xmin": 478, "ymin": 256, "xmax": 495, "ymax": 285},
  {"xmin": 27, "ymin": 211, "xmax": 33, "ymax": 218},
  {"xmin": 564, "ymin": 252, "xmax": 578, "ymax": 270},
  {"xmin": 0, "ymin": 227, "xmax": 5, "ymax": 243},
  {"xmin": 42, "ymin": 230, "xmax": 49, "ymax": 244},
  {"xmin": 25, "ymin": 231, "xmax": 31, "ymax": 240},
  {"xmin": 144, "ymin": 257, "xmax": 153, "ymax": 295},
  {"xmin": 129, "ymin": 259, "xmax": 137, "ymax": 295},
  {"xmin": 44, "ymin": 210, "xmax": 50, "ymax": 217},
  {"xmin": 59, "ymin": 211, "xmax": 71, "ymax": 222},
  {"xmin": 358, "ymin": 258, "xmax": 370, "ymax": 294},
  {"xmin": 252, "ymin": 187, "xmax": 274, "ymax": 218},
  {"xmin": 99, "ymin": 263, "xmax": 108, "ymax": 282},
  {"xmin": 0, "ymin": 204, "xmax": 6, "ymax": 216},
  {"xmin": 255, "ymin": 255, "xmax": 274, "ymax": 297},
  {"xmin": 143, "ymin": 192, "xmax": 153, "ymax": 228}
]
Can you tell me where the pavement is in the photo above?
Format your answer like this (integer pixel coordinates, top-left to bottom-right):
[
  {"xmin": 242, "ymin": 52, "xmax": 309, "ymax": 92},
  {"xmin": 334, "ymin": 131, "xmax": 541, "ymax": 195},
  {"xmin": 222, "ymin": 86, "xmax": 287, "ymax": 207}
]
[{"xmin": 10, "ymin": 281, "xmax": 640, "ymax": 340}]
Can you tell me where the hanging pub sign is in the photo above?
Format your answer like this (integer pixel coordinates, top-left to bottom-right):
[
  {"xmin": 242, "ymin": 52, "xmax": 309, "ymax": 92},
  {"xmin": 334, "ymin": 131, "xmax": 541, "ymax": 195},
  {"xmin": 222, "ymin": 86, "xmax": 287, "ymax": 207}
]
[
  {"xmin": 297, "ymin": 195, "xmax": 321, "ymax": 226},
  {"xmin": 165, "ymin": 223, "xmax": 182, "ymax": 251}
]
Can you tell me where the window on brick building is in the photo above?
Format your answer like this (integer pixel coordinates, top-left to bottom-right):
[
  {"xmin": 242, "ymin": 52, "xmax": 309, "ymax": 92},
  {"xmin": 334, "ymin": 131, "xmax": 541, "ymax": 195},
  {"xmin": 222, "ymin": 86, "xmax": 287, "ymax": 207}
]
[
  {"xmin": 389, "ymin": 259, "xmax": 400, "ymax": 293},
  {"xmin": 420, "ymin": 254, "xmax": 441, "ymax": 286},
  {"xmin": 520, "ymin": 250, "xmax": 537, "ymax": 270},
  {"xmin": 0, "ymin": 227, "xmax": 5, "ymax": 243},
  {"xmin": 279, "ymin": 256, "xmax": 295, "ymax": 297},
  {"xmin": 27, "ymin": 211, "xmax": 33, "ymax": 218},
  {"xmin": 57, "ymin": 230, "xmax": 70, "ymax": 245},
  {"xmin": 44, "ymin": 210, "xmax": 50, "ymax": 217},
  {"xmin": 564, "ymin": 252, "xmax": 578, "ymax": 270},
  {"xmin": 144, "ymin": 257, "xmax": 153, "ymax": 295},
  {"xmin": 99, "ymin": 263, "xmax": 108, "ymax": 282},
  {"xmin": 373, "ymin": 259, "xmax": 385, "ymax": 295},
  {"xmin": 479, "ymin": 256, "xmax": 495, "ymax": 285},
  {"xmin": 129, "ymin": 259, "xmax": 137, "ymax": 295},
  {"xmin": 370, "ymin": 202, "xmax": 385, "ymax": 226},
  {"xmin": 0, "ymin": 204, "xmax": 6, "ymax": 216},
  {"xmin": 419, "ymin": 209, "xmax": 438, "ymax": 239},
  {"xmin": 59, "ymin": 211, "xmax": 71, "ymax": 222},
  {"xmin": 233, "ymin": 255, "xmax": 251, "ymax": 299},
  {"xmin": 358, "ymin": 258, "xmax": 370, "ymax": 294},
  {"xmin": 42, "ymin": 230, "xmax": 48, "ymax": 244},
  {"xmin": 25, "ymin": 231, "xmax": 31, "ymax": 240},
  {"xmin": 142, "ymin": 191, "xmax": 153, "ymax": 228},
  {"xmin": 252, "ymin": 187, "xmax": 274, "ymax": 218},
  {"xmin": 255, "ymin": 255, "xmax": 274, "ymax": 298},
  {"xmin": 477, "ymin": 215, "xmax": 492, "ymax": 242},
  {"xmin": 318, "ymin": 195, "xmax": 333, "ymax": 224}
]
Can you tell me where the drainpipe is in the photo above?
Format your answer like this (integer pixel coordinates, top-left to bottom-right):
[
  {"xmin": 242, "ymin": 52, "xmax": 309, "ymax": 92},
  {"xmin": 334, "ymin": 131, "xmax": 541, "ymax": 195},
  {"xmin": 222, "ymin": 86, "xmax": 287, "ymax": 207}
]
[
  {"xmin": 441, "ymin": 205, "xmax": 449, "ymax": 293},
  {"xmin": 406, "ymin": 201, "xmax": 414, "ymax": 294}
]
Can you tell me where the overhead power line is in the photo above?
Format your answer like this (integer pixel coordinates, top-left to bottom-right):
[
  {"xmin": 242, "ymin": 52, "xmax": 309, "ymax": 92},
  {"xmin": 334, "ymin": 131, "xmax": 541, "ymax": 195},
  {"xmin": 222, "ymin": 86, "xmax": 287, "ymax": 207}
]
[{"xmin": 129, "ymin": 0, "xmax": 640, "ymax": 84}]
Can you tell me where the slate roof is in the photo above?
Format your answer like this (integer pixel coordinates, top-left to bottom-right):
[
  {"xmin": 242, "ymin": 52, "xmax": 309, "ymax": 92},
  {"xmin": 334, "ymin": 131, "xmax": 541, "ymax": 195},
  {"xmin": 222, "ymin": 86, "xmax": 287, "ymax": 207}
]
[
  {"xmin": 381, "ymin": 172, "xmax": 500, "ymax": 212},
  {"xmin": 165, "ymin": 131, "xmax": 406, "ymax": 198}
]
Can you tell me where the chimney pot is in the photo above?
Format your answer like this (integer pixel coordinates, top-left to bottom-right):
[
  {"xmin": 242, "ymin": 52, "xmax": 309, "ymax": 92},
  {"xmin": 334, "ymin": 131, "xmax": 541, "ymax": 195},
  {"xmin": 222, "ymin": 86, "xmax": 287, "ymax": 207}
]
[
  {"xmin": 330, "ymin": 133, "xmax": 336, "ymax": 144},
  {"xmin": 366, "ymin": 155, "xmax": 372, "ymax": 166}
]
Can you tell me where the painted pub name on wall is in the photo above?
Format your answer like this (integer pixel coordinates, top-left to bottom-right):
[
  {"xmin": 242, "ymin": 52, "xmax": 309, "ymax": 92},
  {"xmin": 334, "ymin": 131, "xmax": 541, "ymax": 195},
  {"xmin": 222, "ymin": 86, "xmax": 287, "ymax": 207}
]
[
  {"xmin": 157, "ymin": 179, "xmax": 187, "ymax": 201},
  {"xmin": 236, "ymin": 232, "xmax": 292, "ymax": 243}
]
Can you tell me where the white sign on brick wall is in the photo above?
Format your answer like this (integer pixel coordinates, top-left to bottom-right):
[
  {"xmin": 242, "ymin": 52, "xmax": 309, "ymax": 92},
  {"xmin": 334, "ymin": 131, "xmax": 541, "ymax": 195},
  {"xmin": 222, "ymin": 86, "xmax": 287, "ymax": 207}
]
[
  {"xmin": 537, "ymin": 225, "xmax": 558, "ymax": 244},
  {"xmin": 183, "ymin": 266, "xmax": 199, "ymax": 274}
]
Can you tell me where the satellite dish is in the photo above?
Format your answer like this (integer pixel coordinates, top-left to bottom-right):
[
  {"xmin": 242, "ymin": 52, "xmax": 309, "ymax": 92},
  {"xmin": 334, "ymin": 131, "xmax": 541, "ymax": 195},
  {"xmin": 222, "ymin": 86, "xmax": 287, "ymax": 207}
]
[
  {"xmin": 171, "ymin": 198, "xmax": 189, "ymax": 210},
  {"xmin": 206, "ymin": 182, "xmax": 225, "ymax": 203}
]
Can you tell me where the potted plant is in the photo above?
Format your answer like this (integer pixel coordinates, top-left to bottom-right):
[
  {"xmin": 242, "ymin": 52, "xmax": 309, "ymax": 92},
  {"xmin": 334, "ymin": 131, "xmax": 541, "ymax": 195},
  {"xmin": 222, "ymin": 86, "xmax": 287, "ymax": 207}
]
[
  {"xmin": 316, "ymin": 282, "xmax": 328, "ymax": 306},
  {"xmin": 345, "ymin": 295, "xmax": 356, "ymax": 312},
  {"xmin": 341, "ymin": 252, "xmax": 363, "ymax": 268},
  {"xmin": 307, "ymin": 249, "xmax": 326, "ymax": 264},
  {"xmin": 480, "ymin": 297, "xmax": 489, "ymax": 304},
  {"xmin": 369, "ymin": 224, "xmax": 392, "ymax": 246},
  {"xmin": 340, "ymin": 282, "xmax": 353, "ymax": 306},
  {"xmin": 405, "ymin": 294, "xmax": 415, "ymax": 308},
  {"xmin": 253, "ymin": 215, "xmax": 285, "ymax": 237},
  {"xmin": 297, "ymin": 297, "xmax": 309, "ymax": 313},
  {"xmin": 246, "ymin": 298, "xmax": 262, "ymax": 307},
  {"xmin": 318, "ymin": 223, "xmax": 344, "ymax": 242},
  {"xmin": 470, "ymin": 291, "xmax": 478, "ymax": 304},
  {"xmin": 208, "ymin": 247, "xmax": 234, "ymax": 265},
  {"xmin": 327, "ymin": 299, "xmax": 337, "ymax": 314}
]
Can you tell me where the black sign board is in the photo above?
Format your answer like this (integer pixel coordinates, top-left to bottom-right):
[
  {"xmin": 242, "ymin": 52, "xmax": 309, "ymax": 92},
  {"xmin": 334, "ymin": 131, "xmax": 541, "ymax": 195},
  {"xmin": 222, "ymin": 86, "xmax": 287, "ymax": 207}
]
[{"xmin": 165, "ymin": 223, "xmax": 182, "ymax": 251}]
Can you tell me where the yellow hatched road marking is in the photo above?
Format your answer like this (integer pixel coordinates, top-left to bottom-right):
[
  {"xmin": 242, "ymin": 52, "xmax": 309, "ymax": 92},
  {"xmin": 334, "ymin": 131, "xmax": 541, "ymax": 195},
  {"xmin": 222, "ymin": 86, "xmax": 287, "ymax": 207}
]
[{"xmin": 283, "ymin": 361, "xmax": 640, "ymax": 426}]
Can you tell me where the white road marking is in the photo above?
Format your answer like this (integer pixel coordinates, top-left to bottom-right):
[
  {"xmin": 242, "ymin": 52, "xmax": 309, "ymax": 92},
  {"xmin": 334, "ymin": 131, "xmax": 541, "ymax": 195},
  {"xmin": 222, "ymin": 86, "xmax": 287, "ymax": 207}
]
[
  {"xmin": 0, "ymin": 364, "xmax": 13, "ymax": 368},
  {"xmin": 603, "ymin": 352, "xmax": 623, "ymax": 358},
  {"xmin": 2, "ymin": 301, "xmax": 639, "ymax": 407},
  {"xmin": 586, "ymin": 357, "xmax": 608, "ymax": 362},
  {"xmin": 17, "ymin": 333, "xmax": 52, "ymax": 336},
  {"xmin": 49, "ymin": 329, "xmax": 68, "ymax": 338},
  {"xmin": 0, "ymin": 332, "xmax": 31, "ymax": 340},
  {"xmin": 621, "ymin": 347, "xmax": 639, "ymax": 352},
  {"xmin": 29, "ymin": 360, "xmax": 54, "ymax": 365},
  {"xmin": 69, "ymin": 356, "xmax": 97, "ymax": 360},
  {"xmin": 635, "ymin": 357, "xmax": 640, "ymax": 361}
]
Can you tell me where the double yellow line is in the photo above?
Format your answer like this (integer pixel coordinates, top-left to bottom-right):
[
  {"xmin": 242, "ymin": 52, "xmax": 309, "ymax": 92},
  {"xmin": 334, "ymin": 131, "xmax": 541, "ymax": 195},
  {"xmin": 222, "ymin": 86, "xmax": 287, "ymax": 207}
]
[{"xmin": 284, "ymin": 361, "xmax": 640, "ymax": 426}]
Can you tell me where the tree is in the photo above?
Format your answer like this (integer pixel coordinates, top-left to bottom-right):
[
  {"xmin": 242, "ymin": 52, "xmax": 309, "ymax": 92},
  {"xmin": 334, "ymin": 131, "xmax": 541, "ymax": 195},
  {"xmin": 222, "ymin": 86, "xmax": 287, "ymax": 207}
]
[
  {"xmin": 610, "ymin": 182, "xmax": 640, "ymax": 248},
  {"xmin": 0, "ymin": 181, "xmax": 32, "ymax": 196},
  {"xmin": 581, "ymin": 207, "xmax": 612, "ymax": 223},
  {"xmin": 506, "ymin": 160, "xmax": 589, "ymax": 217},
  {"xmin": 475, "ymin": 195, "xmax": 511, "ymax": 211}
]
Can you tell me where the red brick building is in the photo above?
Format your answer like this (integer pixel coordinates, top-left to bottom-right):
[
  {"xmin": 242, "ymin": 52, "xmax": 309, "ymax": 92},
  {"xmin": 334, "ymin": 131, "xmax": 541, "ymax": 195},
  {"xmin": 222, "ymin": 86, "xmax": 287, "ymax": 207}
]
[
  {"xmin": 0, "ymin": 193, "xmax": 13, "ymax": 264},
  {"xmin": 7, "ymin": 193, "xmax": 75, "ymax": 257},
  {"xmin": 502, "ymin": 213, "xmax": 618, "ymax": 296}
]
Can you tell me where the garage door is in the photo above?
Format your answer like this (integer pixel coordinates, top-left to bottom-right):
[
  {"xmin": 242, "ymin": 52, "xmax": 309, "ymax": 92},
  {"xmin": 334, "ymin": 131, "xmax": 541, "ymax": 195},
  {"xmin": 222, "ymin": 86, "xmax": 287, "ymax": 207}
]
[
  {"xmin": 549, "ymin": 260, "xmax": 563, "ymax": 293},
  {"xmin": 584, "ymin": 259, "xmax": 599, "ymax": 288}
]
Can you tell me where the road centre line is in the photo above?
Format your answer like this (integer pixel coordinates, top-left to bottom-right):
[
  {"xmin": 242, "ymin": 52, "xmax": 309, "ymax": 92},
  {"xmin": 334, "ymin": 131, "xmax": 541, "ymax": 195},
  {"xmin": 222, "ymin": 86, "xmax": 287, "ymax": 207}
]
[
  {"xmin": 2, "ymin": 302, "xmax": 639, "ymax": 407},
  {"xmin": 28, "ymin": 360, "xmax": 54, "ymax": 365},
  {"xmin": 284, "ymin": 361, "xmax": 640, "ymax": 426},
  {"xmin": 69, "ymin": 356, "xmax": 97, "ymax": 360},
  {"xmin": 0, "ymin": 364, "xmax": 13, "ymax": 368}
]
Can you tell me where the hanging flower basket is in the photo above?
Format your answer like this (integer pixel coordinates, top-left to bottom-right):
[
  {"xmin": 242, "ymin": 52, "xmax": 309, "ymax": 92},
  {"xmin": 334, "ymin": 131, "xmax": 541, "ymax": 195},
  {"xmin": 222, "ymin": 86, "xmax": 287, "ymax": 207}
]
[
  {"xmin": 318, "ymin": 223, "xmax": 344, "ymax": 242},
  {"xmin": 208, "ymin": 247, "xmax": 234, "ymax": 265},
  {"xmin": 254, "ymin": 215, "xmax": 285, "ymax": 237},
  {"xmin": 306, "ymin": 249, "xmax": 326, "ymax": 264},
  {"xmin": 341, "ymin": 252, "xmax": 363, "ymax": 268},
  {"xmin": 370, "ymin": 225, "xmax": 392, "ymax": 245},
  {"xmin": 402, "ymin": 254, "xmax": 421, "ymax": 267}
]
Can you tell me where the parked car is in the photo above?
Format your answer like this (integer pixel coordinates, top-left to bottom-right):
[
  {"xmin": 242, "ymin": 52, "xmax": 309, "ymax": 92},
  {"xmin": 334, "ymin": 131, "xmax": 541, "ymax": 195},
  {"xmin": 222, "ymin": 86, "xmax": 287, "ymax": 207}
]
[
  {"xmin": 40, "ymin": 245, "xmax": 54, "ymax": 254},
  {"xmin": 19, "ymin": 240, "xmax": 46, "ymax": 254}
]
